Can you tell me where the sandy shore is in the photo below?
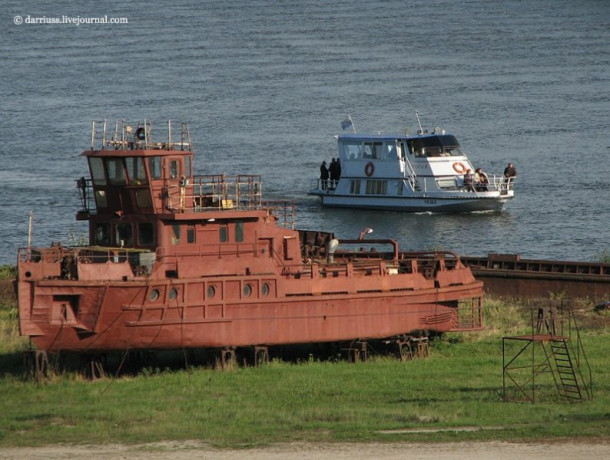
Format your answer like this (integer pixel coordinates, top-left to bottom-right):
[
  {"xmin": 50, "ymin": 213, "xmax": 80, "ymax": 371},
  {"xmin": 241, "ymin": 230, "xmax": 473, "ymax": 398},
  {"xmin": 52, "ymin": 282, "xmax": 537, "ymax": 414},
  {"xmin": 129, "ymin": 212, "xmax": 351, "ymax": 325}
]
[{"xmin": 2, "ymin": 440, "xmax": 610, "ymax": 460}]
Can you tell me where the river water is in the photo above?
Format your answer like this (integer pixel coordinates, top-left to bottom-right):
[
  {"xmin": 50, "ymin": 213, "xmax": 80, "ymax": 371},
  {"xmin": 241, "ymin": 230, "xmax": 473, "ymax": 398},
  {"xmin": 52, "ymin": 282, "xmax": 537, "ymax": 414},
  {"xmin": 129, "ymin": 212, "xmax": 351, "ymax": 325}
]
[{"xmin": 2, "ymin": 0, "xmax": 609, "ymax": 265}]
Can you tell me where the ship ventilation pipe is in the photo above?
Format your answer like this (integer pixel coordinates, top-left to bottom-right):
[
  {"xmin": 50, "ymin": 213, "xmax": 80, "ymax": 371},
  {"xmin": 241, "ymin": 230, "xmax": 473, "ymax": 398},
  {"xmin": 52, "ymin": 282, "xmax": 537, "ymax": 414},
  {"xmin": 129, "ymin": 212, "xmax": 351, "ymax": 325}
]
[{"xmin": 328, "ymin": 239, "xmax": 339, "ymax": 264}]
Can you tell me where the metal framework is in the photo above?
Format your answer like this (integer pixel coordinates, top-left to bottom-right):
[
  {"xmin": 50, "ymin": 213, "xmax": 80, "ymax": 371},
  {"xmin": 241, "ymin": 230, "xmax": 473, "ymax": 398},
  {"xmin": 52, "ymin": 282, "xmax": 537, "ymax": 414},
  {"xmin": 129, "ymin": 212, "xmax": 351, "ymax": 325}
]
[{"xmin": 502, "ymin": 302, "xmax": 592, "ymax": 403}]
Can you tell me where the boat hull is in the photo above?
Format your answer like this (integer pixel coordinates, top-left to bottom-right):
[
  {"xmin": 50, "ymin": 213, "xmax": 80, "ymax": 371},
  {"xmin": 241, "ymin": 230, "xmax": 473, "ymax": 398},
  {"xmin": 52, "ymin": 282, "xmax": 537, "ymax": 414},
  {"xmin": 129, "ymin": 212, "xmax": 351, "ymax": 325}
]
[
  {"xmin": 19, "ymin": 276, "xmax": 482, "ymax": 352},
  {"xmin": 310, "ymin": 190, "xmax": 511, "ymax": 213}
]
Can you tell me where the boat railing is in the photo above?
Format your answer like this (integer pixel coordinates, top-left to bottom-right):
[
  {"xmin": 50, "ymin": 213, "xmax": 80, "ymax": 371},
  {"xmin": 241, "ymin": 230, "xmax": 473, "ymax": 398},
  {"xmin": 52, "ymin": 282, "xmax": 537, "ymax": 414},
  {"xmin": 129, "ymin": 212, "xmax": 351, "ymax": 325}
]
[
  {"xmin": 90, "ymin": 120, "xmax": 192, "ymax": 151},
  {"xmin": 184, "ymin": 174, "xmax": 262, "ymax": 210},
  {"xmin": 401, "ymin": 157, "xmax": 418, "ymax": 190},
  {"xmin": 309, "ymin": 178, "xmax": 340, "ymax": 193},
  {"xmin": 76, "ymin": 177, "xmax": 95, "ymax": 216}
]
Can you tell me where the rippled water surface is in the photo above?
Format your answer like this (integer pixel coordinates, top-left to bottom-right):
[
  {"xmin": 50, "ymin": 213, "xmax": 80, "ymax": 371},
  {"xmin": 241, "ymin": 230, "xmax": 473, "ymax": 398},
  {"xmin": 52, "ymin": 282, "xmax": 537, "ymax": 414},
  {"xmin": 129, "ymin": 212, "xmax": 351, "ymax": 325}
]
[{"xmin": 2, "ymin": 0, "xmax": 609, "ymax": 265}]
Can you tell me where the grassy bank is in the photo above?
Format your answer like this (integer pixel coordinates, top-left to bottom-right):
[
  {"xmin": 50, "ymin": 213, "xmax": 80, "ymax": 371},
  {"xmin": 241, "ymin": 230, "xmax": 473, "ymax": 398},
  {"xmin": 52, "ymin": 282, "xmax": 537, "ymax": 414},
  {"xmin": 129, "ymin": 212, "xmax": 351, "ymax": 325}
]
[{"xmin": 1, "ymin": 270, "xmax": 609, "ymax": 447}]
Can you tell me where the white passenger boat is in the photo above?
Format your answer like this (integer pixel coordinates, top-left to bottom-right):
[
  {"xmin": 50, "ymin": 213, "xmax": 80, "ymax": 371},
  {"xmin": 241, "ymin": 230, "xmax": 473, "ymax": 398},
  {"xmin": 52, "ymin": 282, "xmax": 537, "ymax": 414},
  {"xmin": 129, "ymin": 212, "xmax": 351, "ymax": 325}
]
[{"xmin": 308, "ymin": 120, "xmax": 515, "ymax": 213}]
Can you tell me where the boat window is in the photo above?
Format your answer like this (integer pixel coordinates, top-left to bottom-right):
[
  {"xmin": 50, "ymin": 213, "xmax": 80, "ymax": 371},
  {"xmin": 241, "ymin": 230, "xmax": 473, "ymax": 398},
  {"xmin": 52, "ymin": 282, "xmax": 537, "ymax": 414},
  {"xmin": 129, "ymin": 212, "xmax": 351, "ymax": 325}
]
[
  {"xmin": 408, "ymin": 136, "xmax": 462, "ymax": 157},
  {"xmin": 94, "ymin": 223, "xmax": 111, "ymax": 246},
  {"xmin": 135, "ymin": 189, "xmax": 152, "ymax": 208},
  {"xmin": 125, "ymin": 157, "xmax": 148, "ymax": 185},
  {"xmin": 219, "ymin": 224, "xmax": 228, "ymax": 243},
  {"xmin": 95, "ymin": 190, "xmax": 107, "ymax": 208},
  {"xmin": 89, "ymin": 157, "xmax": 107, "ymax": 185},
  {"xmin": 235, "ymin": 221, "xmax": 244, "ymax": 242},
  {"xmin": 169, "ymin": 160, "xmax": 179, "ymax": 179},
  {"xmin": 171, "ymin": 224, "xmax": 181, "ymax": 245},
  {"xmin": 365, "ymin": 180, "xmax": 387, "ymax": 195},
  {"xmin": 106, "ymin": 158, "xmax": 126, "ymax": 185},
  {"xmin": 341, "ymin": 141, "xmax": 362, "ymax": 160},
  {"xmin": 363, "ymin": 142, "xmax": 383, "ymax": 159},
  {"xmin": 350, "ymin": 180, "xmax": 361, "ymax": 194},
  {"xmin": 138, "ymin": 223, "xmax": 154, "ymax": 246},
  {"xmin": 116, "ymin": 223, "xmax": 133, "ymax": 247},
  {"xmin": 187, "ymin": 225, "xmax": 196, "ymax": 244},
  {"xmin": 148, "ymin": 157, "xmax": 162, "ymax": 179}
]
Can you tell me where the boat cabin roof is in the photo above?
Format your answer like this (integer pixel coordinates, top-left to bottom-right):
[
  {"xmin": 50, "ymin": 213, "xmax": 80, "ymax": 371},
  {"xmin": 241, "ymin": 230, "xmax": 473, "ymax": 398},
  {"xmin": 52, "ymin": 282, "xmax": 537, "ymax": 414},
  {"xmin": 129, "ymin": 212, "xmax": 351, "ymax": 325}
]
[{"xmin": 337, "ymin": 132, "xmax": 459, "ymax": 147}]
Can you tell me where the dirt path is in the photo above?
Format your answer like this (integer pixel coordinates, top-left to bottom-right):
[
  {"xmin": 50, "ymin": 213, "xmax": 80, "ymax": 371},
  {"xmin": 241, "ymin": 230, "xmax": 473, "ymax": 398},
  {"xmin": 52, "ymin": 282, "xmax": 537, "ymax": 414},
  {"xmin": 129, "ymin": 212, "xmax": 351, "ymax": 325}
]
[{"xmin": 2, "ymin": 441, "xmax": 610, "ymax": 459}]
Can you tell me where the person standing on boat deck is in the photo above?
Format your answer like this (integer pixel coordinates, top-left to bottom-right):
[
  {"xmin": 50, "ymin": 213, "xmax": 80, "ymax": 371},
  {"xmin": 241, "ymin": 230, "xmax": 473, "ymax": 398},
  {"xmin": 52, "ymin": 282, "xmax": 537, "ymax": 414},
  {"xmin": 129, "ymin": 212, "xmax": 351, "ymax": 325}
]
[
  {"xmin": 475, "ymin": 167, "xmax": 489, "ymax": 191},
  {"xmin": 329, "ymin": 158, "xmax": 337, "ymax": 188},
  {"xmin": 320, "ymin": 161, "xmax": 329, "ymax": 190},
  {"xmin": 463, "ymin": 169, "xmax": 475, "ymax": 192},
  {"xmin": 503, "ymin": 162, "xmax": 517, "ymax": 185}
]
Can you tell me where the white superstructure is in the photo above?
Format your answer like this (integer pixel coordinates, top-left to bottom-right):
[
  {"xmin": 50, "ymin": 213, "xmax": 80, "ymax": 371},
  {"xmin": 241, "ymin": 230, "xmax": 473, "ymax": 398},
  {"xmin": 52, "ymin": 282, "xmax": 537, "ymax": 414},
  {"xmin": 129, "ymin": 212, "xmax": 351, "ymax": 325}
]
[{"xmin": 309, "ymin": 128, "xmax": 515, "ymax": 212}]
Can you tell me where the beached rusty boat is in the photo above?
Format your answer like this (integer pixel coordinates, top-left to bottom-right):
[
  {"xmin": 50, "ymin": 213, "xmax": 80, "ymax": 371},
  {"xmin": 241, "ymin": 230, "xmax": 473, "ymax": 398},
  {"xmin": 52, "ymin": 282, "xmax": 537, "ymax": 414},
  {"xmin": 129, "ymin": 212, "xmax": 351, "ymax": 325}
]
[{"xmin": 17, "ymin": 121, "xmax": 483, "ymax": 356}]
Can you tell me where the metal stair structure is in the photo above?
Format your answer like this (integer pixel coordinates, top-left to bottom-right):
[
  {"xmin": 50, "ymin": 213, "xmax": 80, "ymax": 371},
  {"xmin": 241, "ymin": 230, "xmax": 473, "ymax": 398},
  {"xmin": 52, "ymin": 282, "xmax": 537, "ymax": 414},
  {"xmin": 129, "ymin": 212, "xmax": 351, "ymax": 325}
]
[
  {"xmin": 502, "ymin": 302, "xmax": 592, "ymax": 403},
  {"xmin": 549, "ymin": 338, "xmax": 582, "ymax": 399}
]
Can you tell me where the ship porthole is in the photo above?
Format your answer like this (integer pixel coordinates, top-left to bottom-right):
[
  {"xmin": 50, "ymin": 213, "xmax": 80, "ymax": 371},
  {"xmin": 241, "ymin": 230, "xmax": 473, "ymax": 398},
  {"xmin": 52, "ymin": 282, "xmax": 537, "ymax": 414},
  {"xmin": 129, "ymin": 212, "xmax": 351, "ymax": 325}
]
[
  {"xmin": 243, "ymin": 284, "xmax": 252, "ymax": 297},
  {"xmin": 207, "ymin": 285, "xmax": 216, "ymax": 299},
  {"xmin": 149, "ymin": 289, "xmax": 160, "ymax": 301},
  {"xmin": 262, "ymin": 283, "xmax": 270, "ymax": 297},
  {"xmin": 169, "ymin": 288, "xmax": 178, "ymax": 300}
]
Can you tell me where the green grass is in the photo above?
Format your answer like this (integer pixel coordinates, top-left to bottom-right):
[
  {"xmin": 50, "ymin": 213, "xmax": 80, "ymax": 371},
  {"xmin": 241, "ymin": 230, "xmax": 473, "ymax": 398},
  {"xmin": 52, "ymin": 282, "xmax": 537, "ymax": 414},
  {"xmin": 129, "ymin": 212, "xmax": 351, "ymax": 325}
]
[{"xmin": 1, "ymin": 282, "xmax": 609, "ymax": 448}]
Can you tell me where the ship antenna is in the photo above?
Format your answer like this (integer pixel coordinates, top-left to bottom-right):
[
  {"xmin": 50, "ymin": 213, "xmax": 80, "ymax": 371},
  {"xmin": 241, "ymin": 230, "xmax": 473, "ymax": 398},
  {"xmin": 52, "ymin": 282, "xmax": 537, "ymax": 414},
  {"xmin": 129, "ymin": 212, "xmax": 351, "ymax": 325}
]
[
  {"xmin": 27, "ymin": 210, "xmax": 34, "ymax": 251},
  {"xmin": 415, "ymin": 110, "xmax": 423, "ymax": 134}
]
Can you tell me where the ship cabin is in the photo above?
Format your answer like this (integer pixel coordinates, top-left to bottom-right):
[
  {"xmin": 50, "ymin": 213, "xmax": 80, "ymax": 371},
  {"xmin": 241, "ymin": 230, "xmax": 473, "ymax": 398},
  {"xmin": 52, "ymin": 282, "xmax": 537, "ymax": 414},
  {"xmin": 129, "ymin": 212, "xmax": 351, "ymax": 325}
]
[{"xmin": 75, "ymin": 121, "xmax": 299, "ymax": 279}]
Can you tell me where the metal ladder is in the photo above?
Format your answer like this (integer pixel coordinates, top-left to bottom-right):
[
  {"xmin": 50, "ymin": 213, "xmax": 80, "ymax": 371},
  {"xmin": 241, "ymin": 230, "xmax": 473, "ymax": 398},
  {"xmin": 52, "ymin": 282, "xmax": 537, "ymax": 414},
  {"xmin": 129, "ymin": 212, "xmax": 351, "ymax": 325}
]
[{"xmin": 549, "ymin": 338, "xmax": 583, "ymax": 399}]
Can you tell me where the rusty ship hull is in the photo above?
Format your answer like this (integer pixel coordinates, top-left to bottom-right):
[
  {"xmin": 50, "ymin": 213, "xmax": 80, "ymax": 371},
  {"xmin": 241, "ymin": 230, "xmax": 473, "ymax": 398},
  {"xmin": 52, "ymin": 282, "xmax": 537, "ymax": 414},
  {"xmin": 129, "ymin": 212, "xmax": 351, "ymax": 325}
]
[
  {"xmin": 18, "ymin": 271, "xmax": 481, "ymax": 352},
  {"xmin": 18, "ymin": 121, "xmax": 483, "ymax": 354}
]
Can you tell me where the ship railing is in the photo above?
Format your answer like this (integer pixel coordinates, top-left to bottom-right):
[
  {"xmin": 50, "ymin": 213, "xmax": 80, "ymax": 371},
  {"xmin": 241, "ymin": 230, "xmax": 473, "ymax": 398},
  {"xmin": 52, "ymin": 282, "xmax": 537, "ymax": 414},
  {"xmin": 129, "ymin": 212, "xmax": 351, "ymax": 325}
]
[
  {"xmin": 264, "ymin": 200, "xmax": 296, "ymax": 230},
  {"xmin": 401, "ymin": 157, "xmax": 418, "ymax": 190},
  {"xmin": 424, "ymin": 173, "xmax": 514, "ymax": 194},
  {"xmin": 189, "ymin": 174, "xmax": 263, "ymax": 211},
  {"xmin": 309, "ymin": 178, "xmax": 340, "ymax": 192},
  {"xmin": 90, "ymin": 120, "xmax": 192, "ymax": 152},
  {"xmin": 76, "ymin": 177, "xmax": 96, "ymax": 216}
]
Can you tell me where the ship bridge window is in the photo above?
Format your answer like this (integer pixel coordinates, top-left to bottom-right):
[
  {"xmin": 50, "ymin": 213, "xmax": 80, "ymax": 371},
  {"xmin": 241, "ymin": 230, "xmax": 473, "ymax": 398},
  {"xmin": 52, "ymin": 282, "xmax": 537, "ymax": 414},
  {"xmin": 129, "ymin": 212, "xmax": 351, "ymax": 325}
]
[
  {"xmin": 106, "ymin": 158, "xmax": 126, "ymax": 185},
  {"xmin": 89, "ymin": 157, "xmax": 107, "ymax": 186},
  {"xmin": 116, "ymin": 223, "xmax": 133, "ymax": 247},
  {"xmin": 149, "ymin": 157, "xmax": 162, "ymax": 179},
  {"xmin": 408, "ymin": 136, "xmax": 462, "ymax": 157},
  {"xmin": 138, "ymin": 222, "xmax": 154, "ymax": 246},
  {"xmin": 94, "ymin": 223, "xmax": 111, "ymax": 246},
  {"xmin": 341, "ymin": 141, "xmax": 362, "ymax": 160},
  {"xmin": 126, "ymin": 157, "xmax": 148, "ymax": 185},
  {"xmin": 363, "ymin": 142, "xmax": 383, "ymax": 159},
  {"xmin": 95, "ymin": 190, "xmax": 108, "ymax": 208},
  {"xmin": 170, "ymin": 160, "xmax": 179, "ymax": 179}
]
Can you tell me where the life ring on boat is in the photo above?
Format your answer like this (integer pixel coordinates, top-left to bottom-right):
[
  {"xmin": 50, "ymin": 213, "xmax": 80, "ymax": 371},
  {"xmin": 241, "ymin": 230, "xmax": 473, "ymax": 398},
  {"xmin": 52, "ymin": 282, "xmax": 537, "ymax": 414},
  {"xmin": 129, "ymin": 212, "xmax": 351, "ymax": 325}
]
[
  {"xmin": 135, "ymin": 127, "xmax": 146, "ymax": 141},
  {"xmin": 452, "ymin": 161, "xmax": 467, "ymax": 174},
  {"xmin": 364, "ymin": 162, "xmax": 375, "ymax": 177}
]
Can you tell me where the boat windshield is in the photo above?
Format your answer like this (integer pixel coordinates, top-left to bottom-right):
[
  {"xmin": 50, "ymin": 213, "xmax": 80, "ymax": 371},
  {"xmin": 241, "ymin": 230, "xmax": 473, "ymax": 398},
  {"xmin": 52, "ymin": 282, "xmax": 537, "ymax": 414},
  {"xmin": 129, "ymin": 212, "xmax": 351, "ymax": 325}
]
[{"xmin": 407, "ymin": 135, "xmax": 462, "ymax": 157}]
